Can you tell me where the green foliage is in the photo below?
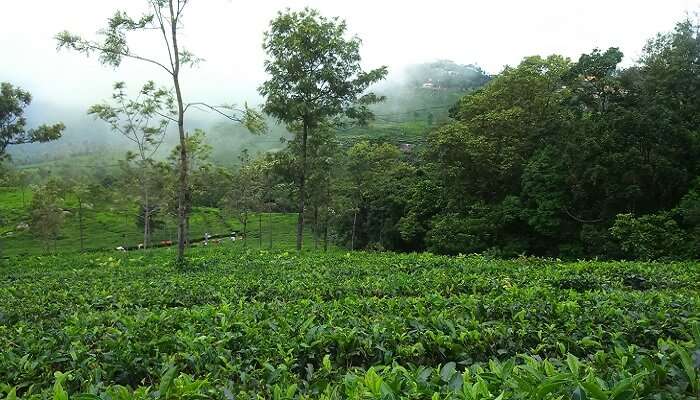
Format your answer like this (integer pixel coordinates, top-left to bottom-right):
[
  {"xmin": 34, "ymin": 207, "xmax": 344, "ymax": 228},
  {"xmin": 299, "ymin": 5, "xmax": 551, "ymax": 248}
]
[
  {"xmin": 220, "ymin": 151, "xmax": 266, "ymax": 239},
  {"xmin": 392, "ymin": 18, "xmax": 700, "ymax": 259},
  {"xmin": 0, "ymin": 184, "xmax": 314, "ymax": 257},
  {"xmin": 426, "ymin": 210, "xmax": 495, "ymax": 255},
  {"xmin": 0, "ymin": 82, "xmax": 64, "ymax": 159},
  {"xmin": 2, "ymin": 249, "xmax": 700, "ymax": 398},
  {"xmin": 259, "ymin": 8, "xmax": 388, "ymax": 126},
  {"xmin": 333, "ymin": 141, "xmax": 415, "ymax": 250},
  {"xmin": 610, "ymin": 213, "xmax": 688, "ymax": 260},
  {"xmin": 28, "ymin": 179, "xmax": 65, "ymax": 253}
]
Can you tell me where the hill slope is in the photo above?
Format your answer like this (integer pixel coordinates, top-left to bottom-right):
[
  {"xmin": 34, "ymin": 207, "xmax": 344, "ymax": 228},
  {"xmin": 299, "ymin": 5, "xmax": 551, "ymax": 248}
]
[{"xmin": 338, "ymin": 60, "xmax": 491, "ymax": 145}]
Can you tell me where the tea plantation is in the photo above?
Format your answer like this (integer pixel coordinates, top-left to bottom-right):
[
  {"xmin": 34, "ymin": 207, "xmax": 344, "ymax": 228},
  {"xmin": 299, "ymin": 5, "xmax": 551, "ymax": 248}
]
[{"xmin": 1, "ymin": 249, "xmax": 699, "ymax": 399}]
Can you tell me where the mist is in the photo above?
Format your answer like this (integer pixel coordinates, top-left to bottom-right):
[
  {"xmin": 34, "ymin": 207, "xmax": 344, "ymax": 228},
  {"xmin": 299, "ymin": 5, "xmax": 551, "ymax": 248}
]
[{"xmin": 3, "ymin": 0, "xmax": 699, "ymax": 163}]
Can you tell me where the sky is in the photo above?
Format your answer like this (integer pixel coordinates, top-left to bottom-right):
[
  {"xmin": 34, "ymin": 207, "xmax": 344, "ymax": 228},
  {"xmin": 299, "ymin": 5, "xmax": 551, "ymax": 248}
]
[{"xmin": 2, "ymin": 0, "xmax": 700, "ymax": 112}]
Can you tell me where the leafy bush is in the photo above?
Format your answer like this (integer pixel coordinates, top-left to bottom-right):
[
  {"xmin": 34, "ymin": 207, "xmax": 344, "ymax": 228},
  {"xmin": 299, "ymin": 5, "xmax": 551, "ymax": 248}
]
[
  {"xmin": 610, "ymin": 213, "xmax": 688, "ymax": 260},
  {"xmin": 1, "ymin": 248, "xmax": 699, "ymax": 398}
]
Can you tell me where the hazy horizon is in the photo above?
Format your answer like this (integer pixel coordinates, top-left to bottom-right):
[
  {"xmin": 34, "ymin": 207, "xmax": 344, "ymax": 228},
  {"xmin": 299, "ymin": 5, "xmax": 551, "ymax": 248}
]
[
  {"xmin": 3, "ymin": 0, "xmax": 700, "ymax": 164},
  {"xmin": 4, "ymin": 1, "xmax": 700, "ymax": 107}
]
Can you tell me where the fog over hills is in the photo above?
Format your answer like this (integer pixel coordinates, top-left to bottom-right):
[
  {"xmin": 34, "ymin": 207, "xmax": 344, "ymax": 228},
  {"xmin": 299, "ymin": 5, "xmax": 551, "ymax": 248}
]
[
  {"xmin": 3, "ymin": 0, "xmax": 699, "ymax": 165},
  {"xmin": 9, "ymin": 60, "xmax": 491, "ymax": 165}
]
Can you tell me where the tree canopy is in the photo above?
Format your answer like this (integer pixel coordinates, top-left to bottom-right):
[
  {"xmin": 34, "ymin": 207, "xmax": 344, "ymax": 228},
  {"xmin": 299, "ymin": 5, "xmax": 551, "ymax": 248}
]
[
  {"xmin": 0, "ymin": 82, "xmax": 64, "ymax": 160},
  {"xmin": 259, "ymin": 7, "xmax": 388, "ymax": 250}
]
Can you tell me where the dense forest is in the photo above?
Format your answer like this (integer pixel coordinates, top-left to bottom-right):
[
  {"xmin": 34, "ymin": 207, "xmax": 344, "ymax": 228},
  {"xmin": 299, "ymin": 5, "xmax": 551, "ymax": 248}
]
[
  {"xmin": 223, "ymin": 18, "xmax": 698, "ymax": 261},
  {"xmin": 328, "ymin": 19, "xmax": 700, "ymax": 260}
]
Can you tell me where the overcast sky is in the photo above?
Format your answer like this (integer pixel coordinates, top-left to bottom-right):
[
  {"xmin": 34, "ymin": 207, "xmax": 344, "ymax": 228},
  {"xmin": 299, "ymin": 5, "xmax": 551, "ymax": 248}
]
[{"xmin": 2, "ymin": 0, "xmax": 699, "ymax": 110}]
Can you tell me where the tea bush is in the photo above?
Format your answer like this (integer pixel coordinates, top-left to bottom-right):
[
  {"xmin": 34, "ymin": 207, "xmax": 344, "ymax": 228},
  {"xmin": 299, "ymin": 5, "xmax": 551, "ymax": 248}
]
[{"xmin": 1, "ymin": 249, "xmax": 699, "ymax": 398}]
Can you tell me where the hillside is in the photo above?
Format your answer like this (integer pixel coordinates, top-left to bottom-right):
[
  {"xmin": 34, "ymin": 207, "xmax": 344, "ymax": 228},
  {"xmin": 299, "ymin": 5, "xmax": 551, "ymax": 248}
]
[
  {"xmin": 337, "ymin": 60, "xmax": 490, "ymax": 146},
  {"xmin": 8, "ymin": 61, "xmax": 489, "ymax": 168},
  {"xmin": 0, "ymin": 186, "xmax": 315, "ymax": 257},
  {"xmin": 1, "ymin": 249, "xmax": 699, "ymax": 398}
]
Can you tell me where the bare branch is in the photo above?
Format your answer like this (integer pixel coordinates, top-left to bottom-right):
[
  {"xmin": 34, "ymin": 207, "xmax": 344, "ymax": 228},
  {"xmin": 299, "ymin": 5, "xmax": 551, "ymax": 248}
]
[
  {"xmin": 184, "ymin": 102, "xmax": 245, "ymax": 122},
  {"xmin": 153, "ymin": 5, "xmax": 176, "ymax": 71},
  {"xmin": 564, "ymin": 207, "xmax": 603, "ymax": 224},
  {"xmin": 59, "ymin": 37, "xmax": 174, "ymax": 76},
  {"xmin": 153, "ymin": 110, "xmax": 179, "ymax": 124}
]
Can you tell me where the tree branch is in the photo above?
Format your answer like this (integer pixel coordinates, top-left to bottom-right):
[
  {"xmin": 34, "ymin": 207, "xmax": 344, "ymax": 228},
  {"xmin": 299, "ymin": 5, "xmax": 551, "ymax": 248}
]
[
  {"xmin": 81, "ymin": 42, "xmax": 174, "ymax": 76},
  {"xmin": 153, "ymin": 110, "xmax": 179, "ymax": 124},
  {"xmin": 564, "ymin": 207, "xmax": 603, "ymax": 224},
  {"xmin": 184, "ymin": 102, "xmax": 246, "ymax": 122},
  {"xmin": 153, "ymin": 5, "xmax": 176, "ymax": 71}
]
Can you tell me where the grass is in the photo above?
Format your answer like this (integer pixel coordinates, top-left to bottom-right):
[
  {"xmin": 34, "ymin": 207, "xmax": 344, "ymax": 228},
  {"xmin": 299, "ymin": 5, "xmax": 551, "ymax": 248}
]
[{"xmin": 0, "ymin": 186, "xmax": 319, "ymax": 257}]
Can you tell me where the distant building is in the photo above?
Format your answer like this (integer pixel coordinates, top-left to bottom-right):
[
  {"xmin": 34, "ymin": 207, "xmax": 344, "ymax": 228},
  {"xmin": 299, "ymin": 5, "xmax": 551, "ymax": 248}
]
[{"xmin": 421, "ymin": 78, "xmax": 445, "ymax": 90}]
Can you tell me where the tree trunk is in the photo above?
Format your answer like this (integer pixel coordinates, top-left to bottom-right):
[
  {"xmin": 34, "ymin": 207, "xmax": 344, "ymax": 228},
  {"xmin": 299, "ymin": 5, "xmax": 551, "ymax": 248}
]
[
  {"xmin": 78, "ymin": 198, "xmax": 85, "ymax": 252},
  {"xmin": 323, "ymin": 211, "xmax": 329, "ymax": 252},
  {"xmin": 243, "ymin": 215, "xmax": 247, "ymax": 248},
  {"xmin": 351, "ymin": 209, "xmax": 357, "ymax": 251},
  {"xmin": 269, "ymin": 206, "xmax": 273, "ymax": 250},
  {"xmin": 185, "ymin": 215, "xmax": 190, "ymax": 247},
  {"xmin": 124, "ymin": 212, "xmax": 129, "ymax": 250},
  {"xmin": 313, "ymin": 205, "xmax": 319, "ymax": 250},
  {"xmin": 170, "ymin": 0, "xmax": 188, "ymax": 263},
  {"xmin": 296, "ymin": 119, "xmax": 309, "ymax": 251},
  {"xmin": 324, "ymin": 183, "xmax": 330, "ymax": 252},
  {"xmin": 143, "ymin": 173, "xmax": 150, "ymax": 249}
]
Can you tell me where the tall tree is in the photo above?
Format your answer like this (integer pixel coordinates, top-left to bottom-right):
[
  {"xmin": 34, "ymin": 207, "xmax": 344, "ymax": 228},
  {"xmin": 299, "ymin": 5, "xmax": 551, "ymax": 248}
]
[
  {"xmin": 305, "ymin": 125, "xmax": 339, "ymax": 249},
  {"xmin": 57, "ymin": 0, "xmax": 264, "ymax": 262},
  {"xmin": 0, "ymin": 82, "xmax": 64, "ymax": 160},
  {"xmin": 259, "ymin": 8, "xmax": 388, "ymax": 250},
  {"xmin": 89, "ymin": 81, "xmax": 173, "ymax": 249},
  {"xmin": 165, "ymin": 129, "xmax": 218, "ymax": 240},
  {"xmin": 64, "ymin": 179, "xmax": 104, "ymax": 253}
]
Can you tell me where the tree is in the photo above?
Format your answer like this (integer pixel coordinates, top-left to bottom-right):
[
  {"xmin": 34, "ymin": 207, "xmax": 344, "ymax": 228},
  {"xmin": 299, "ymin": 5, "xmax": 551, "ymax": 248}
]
[
  {"xmin": 250, "ymin": 152, "xmax": 289, "ymax": 249},
  {"xmin": 4, "ymin": 168, "xmax": 31, "ymax": 208},
  {"xmin": 245, "ymin": 155, "xmax": 282, "ymax": 249},
  {"xmin": 221, "ymin": 151, "xmax": 263, "ymax": 246},
  {"xmin": 63, "ymin": 178, "xmax": 106, "ymax": 253},
  {"xmin": 57, "ymin": 0, "xmax": 264, "ymax": 262},
  {"xmin": 259, "ymin": 8, "xmax": 388, "ymax": 250},
  {"xmin": 89, "ymin": 81, "xmax": 173, "ymax": 249},
  {"xmin": 29, "ymin": 179, "xmax": 65, "ymax": 253},
  {"xmin": 69, "ymin": 182, "xmax": 90, "ymax": 252},
  {"xmin": 338, "ymin": 141, "xmax": 414, "ymax": 251},
  {"xmin": 165, "ymin": 130, "xmax": 219, "ymax": 241},
  {"xmin": 305, "ymin": 126, "xmax": 339, "ymax": 250},
  {"xmin": 610, "ymin": 213, "xmax": 687, "ymax": 260},
  {"xmin": 0, "ymin": 82, "xmax": 64, "ymax": 160}
]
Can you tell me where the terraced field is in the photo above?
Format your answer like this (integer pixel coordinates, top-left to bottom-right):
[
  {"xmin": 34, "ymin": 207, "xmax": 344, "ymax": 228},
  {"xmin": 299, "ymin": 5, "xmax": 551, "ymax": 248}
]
[
  {"xmin": 1, "ymin": 249, "xmax": 699, "ymax": 399},
  {"xmin": 0, "ymin": 186, "xmax": 314, "ymax": 257}
]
